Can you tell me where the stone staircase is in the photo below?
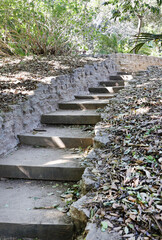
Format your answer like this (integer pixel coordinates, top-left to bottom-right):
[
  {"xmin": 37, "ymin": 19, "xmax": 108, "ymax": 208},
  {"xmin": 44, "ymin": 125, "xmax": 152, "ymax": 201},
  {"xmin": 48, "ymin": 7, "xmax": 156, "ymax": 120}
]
[{"xmin": 0, "ymin": 72, "xmax": 132, "ymax": 240}]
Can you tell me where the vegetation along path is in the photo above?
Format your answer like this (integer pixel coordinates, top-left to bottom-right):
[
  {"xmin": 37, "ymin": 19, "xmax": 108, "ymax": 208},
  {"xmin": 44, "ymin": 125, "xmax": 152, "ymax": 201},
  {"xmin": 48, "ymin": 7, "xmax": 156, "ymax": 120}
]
[
  {"xmin": 0, "ymin": 67, "xmax": 161, "ymax": 240},
  {"xmin": 74, "ymin": 67, "xmax": 162, "ymax": 240}
]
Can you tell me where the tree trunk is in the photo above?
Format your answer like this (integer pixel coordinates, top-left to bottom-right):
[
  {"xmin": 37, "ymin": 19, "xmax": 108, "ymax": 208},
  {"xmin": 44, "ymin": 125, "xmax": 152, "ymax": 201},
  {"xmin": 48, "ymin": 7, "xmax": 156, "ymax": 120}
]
[
  {"xmin": 133, "ymin": 15, "xmax": 143, "ymax": 53},
  {"xmin": 137, "ymin": 15, "xmax": 143, "ymax": 40}
]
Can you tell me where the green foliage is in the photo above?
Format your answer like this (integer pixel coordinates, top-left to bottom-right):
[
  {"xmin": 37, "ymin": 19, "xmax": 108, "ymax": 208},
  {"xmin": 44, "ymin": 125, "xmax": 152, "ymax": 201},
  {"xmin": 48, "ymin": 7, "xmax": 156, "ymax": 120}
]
[
  {"xmin": 135, "ymin": 43, "xmax": 152, "ymax": 55},
  {"xmin": 0, "ymin": 0, "xmax": 161, "ymax": 56},
  {"xmin": 93, "ymin": 33, "xmax": 129, "ymax": 54},
  {"xmin": 103, "ymin": 0, "xmax": 161, "ymax": 55},
  {"xmin": 135, "ymin": 33, "xmax": 162, "ymax": 42},
  {"xmin": 0, "ymin": 0, "xmax": 96, "ymax": 56},
  {"xmin": 103, "ymin": 0, "xmax": 161, "ymax": 21},
  {"xmin": 157, "ymin": 0, "xmax": 162, "ymax": 6},
  {"xmin": 130, "ymin": 33, "xmax": 162, "ymax": 54}
]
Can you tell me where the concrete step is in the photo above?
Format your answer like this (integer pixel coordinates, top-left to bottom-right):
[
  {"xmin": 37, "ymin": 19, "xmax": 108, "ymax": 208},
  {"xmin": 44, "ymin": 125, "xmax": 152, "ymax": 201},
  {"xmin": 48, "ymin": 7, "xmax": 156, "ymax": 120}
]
[
  {"xmin": 59, "ymin": 99, "xmax": 110, "ymax": 110},
  {"xmin": 99, "ymin": 80, "xmax": 124, "ymax": 87},
  {"xmin": 135, "ymin": 70, "xmax": 147, "ymax": 76},
  {"xmin": 89, "ymin": 86, "xmax": 124, "ymax": 94},
  {"xmin": 75, "ymin": 93, "xmax": 115, "ymax": 100},
  {"xmin": 0, "ymin": 146, "xmax": 85, "ymax": 181},
  {"xmin": 117, "ymin": 71, "xmax": 133, "ymax": 75},
  {"xmin": 109, "ymin": 75, "xmax": 133, "ymax": 81},
  {"xmin": 18, "ymin": 126, "xmax": 93, "ymax": 149},
  {"xmin": 41, "ymin": 110, "xmax": 101, "ymax": 125},
  {"xmin": 0, "ymin": 179, "xmax": 73, "ymax": 240}
]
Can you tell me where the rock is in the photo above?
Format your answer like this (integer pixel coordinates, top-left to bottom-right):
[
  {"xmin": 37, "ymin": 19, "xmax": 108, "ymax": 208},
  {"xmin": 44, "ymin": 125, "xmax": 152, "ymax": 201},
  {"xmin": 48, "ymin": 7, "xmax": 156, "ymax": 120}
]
[
  {"xmin": 81, "ymin": 168, "xmax": 96, "ymax": 194},
  {"xmin": 94, "ymin": 124, "xmax": 111, "ymax": 148},
  {"xmin": 85, "ymin": 223, "xmax": 121, "ymax": 240},
  {"xmin": 70, "ymin": 196, "xmax": 90, "ymax": 234}
]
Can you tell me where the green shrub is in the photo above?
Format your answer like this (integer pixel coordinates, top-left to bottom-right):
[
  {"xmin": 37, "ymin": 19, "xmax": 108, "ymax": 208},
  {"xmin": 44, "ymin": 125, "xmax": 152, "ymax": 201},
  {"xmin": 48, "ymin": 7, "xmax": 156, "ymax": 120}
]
[
  {"xmin": 0, "ymin": 0, "xmax": 96, "ymax": 56},
  {"xmin": 93, "ymin": 33, "xmax": 129, "ymax": 54}
]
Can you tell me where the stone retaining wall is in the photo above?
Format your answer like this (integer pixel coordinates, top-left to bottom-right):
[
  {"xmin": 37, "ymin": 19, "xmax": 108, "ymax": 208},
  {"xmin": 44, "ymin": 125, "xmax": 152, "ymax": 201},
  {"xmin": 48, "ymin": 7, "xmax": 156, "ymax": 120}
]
[
  {"xmin": 110, "ymin": 53, "xmax": 162, "ymax": 72},
  {"xmin": 0, "ymin": 59, "xmax": 116, "ymax": 156},
  {"xmin": 1, "ymin": 54, "xmax": 162, "ymax": 156}
]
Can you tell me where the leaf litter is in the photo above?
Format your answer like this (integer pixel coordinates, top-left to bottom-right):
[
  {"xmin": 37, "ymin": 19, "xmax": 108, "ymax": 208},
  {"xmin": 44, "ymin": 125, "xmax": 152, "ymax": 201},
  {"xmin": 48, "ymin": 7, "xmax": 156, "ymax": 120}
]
[
  {"xmin": 0, "ymin": 55, "xmax": 103, "ymax": 112},
  {"xmin": 82, "ymin": 66, "xmax": 162, "ymax": 239}
]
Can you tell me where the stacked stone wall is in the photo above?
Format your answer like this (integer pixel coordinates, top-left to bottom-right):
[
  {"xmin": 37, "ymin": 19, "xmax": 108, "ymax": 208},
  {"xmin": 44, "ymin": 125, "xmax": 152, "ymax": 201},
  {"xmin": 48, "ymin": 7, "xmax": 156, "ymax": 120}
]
[
  {"xmin": 110, "ymin": 53, "xmax": 162, "ymax": 72},
  {"xmin": 0, "ymin": 54, "xmax": 162, "ymax": 156},
  {"xmin": 0, "ymin": 59, "xmax": 116, "ymax": 156}
]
